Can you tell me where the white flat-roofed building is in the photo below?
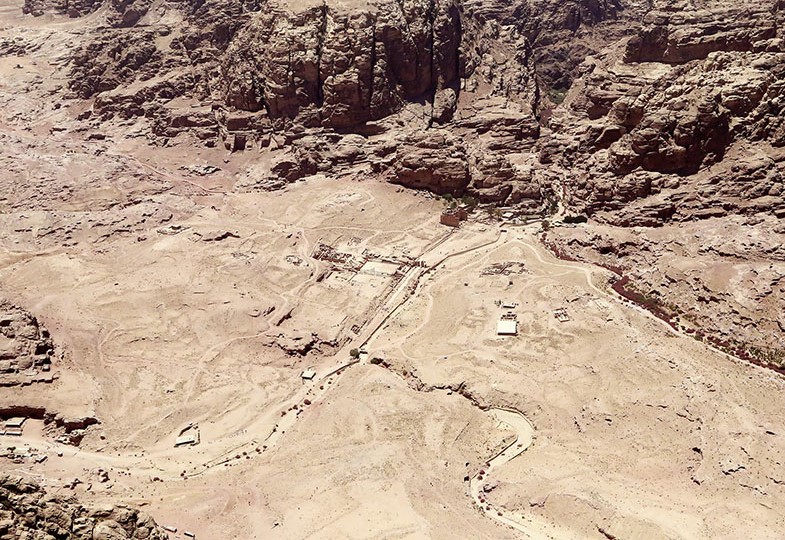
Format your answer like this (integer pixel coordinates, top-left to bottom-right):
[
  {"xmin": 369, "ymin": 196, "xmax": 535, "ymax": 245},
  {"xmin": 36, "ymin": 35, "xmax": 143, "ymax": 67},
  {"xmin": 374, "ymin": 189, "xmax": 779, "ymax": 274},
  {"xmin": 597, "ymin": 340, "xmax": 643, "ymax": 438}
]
[{"xmin": 496, "ymin": 319, "xmax": 518, "ymax": 336}]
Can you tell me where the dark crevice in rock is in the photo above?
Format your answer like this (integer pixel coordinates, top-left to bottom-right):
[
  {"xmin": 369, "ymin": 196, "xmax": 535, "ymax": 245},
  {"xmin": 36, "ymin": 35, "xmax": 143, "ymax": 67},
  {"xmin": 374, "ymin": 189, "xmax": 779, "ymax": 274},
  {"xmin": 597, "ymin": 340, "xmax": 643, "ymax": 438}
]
[{"xmin": 315, "ymin": 1, "xmax": 328, "ymax": 110}]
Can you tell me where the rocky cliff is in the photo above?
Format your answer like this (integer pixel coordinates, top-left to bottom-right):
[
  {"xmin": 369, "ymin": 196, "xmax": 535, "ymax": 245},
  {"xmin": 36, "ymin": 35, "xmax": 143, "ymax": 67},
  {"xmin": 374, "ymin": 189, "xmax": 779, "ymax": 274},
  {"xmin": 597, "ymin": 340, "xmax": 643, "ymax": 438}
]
[
  {"xmin": 549, "ymin": 0, "xmax": 785, "ymax": 225},
  {"xmin": 23, "ymin": 0, "xmax": 631, "ymax": 207},
  {"xmin": 0, "ymin": 474, "xmax": 168, "ymax": 540}
]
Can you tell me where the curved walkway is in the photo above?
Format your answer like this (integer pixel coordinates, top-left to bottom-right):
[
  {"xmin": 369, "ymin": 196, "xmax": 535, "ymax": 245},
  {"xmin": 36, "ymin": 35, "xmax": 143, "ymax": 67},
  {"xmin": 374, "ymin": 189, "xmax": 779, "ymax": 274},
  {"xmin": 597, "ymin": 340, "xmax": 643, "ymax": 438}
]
[{"xmin": 470, "ymin": 408, "xmax": 537, "ymax": 535}]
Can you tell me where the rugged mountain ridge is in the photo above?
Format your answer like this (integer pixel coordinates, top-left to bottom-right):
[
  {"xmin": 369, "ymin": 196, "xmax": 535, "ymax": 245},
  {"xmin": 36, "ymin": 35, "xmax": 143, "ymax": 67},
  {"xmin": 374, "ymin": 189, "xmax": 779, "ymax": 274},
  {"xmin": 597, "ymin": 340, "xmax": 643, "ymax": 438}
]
[{"xmin": 21, "ymin": 0, "xmax": 629, "ymax": 208}]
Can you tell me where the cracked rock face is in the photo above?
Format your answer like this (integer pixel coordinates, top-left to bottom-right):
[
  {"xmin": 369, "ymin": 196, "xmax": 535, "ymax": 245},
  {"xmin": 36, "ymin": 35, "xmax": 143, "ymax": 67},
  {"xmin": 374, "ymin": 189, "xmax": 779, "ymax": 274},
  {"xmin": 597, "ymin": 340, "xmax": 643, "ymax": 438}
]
[
  {"xmin": 0, "ymin": 302, "xmax": 54, "ymax": 387},
  {"xmin": 624, "ymin": 3, "xmax": 779, "ymax": 64},
  {"xmin": 35, "ymin": 0, "xmax": 627, "ymax": 206},
  {"xmin": 221, "ymin": 0, "xmax": 462, "ymax": 129},
  {"xmin": 0, "ymin": 474, "xmax": 168, "ymax": 540},
  {"xmin": 44, "ymin": 0, "xmax": 565, "ymax": 204},
  {"xmin": 390, "ymin": 130, "xmax": 470, "ymax": 195},
  {"xmin": 552, "ymin": 0, "xmax": 785, "ymax": 224}
]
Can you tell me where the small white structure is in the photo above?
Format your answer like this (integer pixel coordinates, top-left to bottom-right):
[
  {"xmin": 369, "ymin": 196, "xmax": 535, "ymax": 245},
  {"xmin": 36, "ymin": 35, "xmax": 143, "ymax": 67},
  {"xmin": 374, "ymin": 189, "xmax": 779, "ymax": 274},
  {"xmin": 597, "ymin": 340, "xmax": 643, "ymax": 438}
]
[
  {"xmin": 501, "ymin": 301, "xmax": 518, "ymax": 309},
  {"xmin": 5, "ymin": 418, "xmax": 26, "ymax": 429},
  {"xmin": 301, "ymin": 369, "xmax": 316, "ymax": 381},
  {"xmin": 175, "ymin": 432, "xmax": 200, "ymax": 447},
  {"xmin": 496, "ymin": 319, "xmax": 518, "ymax": 336},
  {"xmin": 175, "ymin": 423, "xmax": 200, "ymax": 448}
]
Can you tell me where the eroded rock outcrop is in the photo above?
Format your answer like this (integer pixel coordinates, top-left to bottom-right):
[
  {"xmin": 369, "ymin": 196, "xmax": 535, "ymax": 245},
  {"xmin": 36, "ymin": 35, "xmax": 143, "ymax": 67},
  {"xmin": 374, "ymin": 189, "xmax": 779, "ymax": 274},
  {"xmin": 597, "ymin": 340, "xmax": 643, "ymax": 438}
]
[
  {"xmin": 0, "ymin": 302, "xmax": 55, "ymax": 387},
  {"xmin": 549, "ymin": 0, "xmax": 785, "ymax": 226},
  {"xmin": 53, "ymin": 0, "xmax": 782, "ymax": 213},
  {"xmin": 36, "ymin": 0, "xmax": 648, "ymax": 211},
  {"xmin": 390, "ymin": 130, "xmax": 470, "ymax": 195},
  {"xmin": 52, "ymin": 0, "xmax": 589, "ymax": 207},
  {"xmin": 624, "ymin": 3, "xmax": 779, "ymax": 64},
  {"xmin": 533, "ymin": 0, "xmax": 785, "ymax": 364},
  {"xmin": 221, "ymin": 0, "xmax": 462, "ymax": 129},
  {"xmin": 0, "ymin": 474, "xmax": 168, "ymax": 540}
]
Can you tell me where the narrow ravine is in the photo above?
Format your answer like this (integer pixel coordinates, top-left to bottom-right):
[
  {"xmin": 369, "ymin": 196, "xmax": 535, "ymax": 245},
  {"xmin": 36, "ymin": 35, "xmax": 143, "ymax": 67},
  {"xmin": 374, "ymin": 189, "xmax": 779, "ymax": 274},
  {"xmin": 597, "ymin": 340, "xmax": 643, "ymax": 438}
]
[{"xmin": 532, "ymin": 234, "xmax": 785, "ymax": 378}]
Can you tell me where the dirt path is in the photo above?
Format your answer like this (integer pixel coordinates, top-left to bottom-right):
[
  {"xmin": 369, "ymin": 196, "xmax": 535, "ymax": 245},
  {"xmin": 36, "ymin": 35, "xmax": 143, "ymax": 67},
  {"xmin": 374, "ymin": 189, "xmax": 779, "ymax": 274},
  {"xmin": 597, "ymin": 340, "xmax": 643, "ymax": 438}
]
[{"xmin": 470, "ymin": 408, "xmax": 539, "ymax": 536}]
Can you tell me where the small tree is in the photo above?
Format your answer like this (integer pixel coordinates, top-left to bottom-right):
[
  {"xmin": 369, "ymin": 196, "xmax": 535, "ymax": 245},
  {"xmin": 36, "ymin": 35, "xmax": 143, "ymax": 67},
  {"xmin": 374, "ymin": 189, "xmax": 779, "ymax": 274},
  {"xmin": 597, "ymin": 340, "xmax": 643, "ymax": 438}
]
[
  {"xmin": 460, "ymin": 195, "xmax": 478, "ymax": 210},
  {"xmin": 350, "ymin": 348, "xmax": 360, "ymax": 359}
]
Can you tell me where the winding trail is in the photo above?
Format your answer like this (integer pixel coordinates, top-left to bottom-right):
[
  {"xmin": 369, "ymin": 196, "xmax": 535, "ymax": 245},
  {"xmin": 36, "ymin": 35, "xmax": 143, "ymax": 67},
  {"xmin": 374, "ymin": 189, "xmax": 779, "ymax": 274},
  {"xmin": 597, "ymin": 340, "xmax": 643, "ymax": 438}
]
[{"xmin": 470, "ymin": 408, "xmax": 536, "ymax": 536}]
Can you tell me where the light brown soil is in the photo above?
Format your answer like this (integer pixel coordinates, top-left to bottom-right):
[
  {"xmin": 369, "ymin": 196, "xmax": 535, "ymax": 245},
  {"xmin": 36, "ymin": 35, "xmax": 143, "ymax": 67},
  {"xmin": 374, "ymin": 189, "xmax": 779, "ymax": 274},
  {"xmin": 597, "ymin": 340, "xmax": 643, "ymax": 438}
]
[{"xmin": 1, "ymin": 2, "xmax": 784, "ymax": 539}]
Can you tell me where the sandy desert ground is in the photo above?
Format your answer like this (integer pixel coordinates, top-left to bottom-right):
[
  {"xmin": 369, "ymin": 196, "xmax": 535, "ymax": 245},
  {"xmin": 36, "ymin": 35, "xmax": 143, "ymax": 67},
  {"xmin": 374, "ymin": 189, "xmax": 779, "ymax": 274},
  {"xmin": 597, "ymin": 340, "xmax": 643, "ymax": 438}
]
[{"xmin": 2, "ymin": 1, "xmax": 785, "ymax": 540}]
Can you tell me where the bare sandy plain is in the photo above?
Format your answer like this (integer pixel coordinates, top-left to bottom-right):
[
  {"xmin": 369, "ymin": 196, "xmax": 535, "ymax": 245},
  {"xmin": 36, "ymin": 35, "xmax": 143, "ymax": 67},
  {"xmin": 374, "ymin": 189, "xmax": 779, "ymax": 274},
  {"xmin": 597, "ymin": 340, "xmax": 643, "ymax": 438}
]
[{"xmin": 2, "ymin": 2, "xmax": 785, "ymax": 540}]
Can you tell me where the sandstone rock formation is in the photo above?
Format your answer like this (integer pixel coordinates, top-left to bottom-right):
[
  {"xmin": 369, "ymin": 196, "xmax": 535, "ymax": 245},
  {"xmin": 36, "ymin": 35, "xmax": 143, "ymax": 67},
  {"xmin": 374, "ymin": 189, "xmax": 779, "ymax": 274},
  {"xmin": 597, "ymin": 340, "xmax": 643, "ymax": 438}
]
[
  {"xmin": 390, "ymin": 130, "xmax": 470, "ymax": 196},
  {"xmin": 0, "ymin": 302, "xmax": 54, "ymax": 387},
  {"xmin": 0, "ymin": 474, "xmax": 168, "ymax": 540},
  {"xmin": 528, "ymin": 0, "xmax": 785, "ymax": 365},
  {"xmin": 28, "ymin": 0, "xmax": 782, "ymax": 213},
  {"xmin": 36, "ymin": 0, "xmax": 590, "ymax": 205},
  {"xmin": 550, "ymin": 0, "xmax": 785, "ymax": 225},
  {"xmin": 221, "ymin": 0, "xmax": 461, "ymax": 129}
]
